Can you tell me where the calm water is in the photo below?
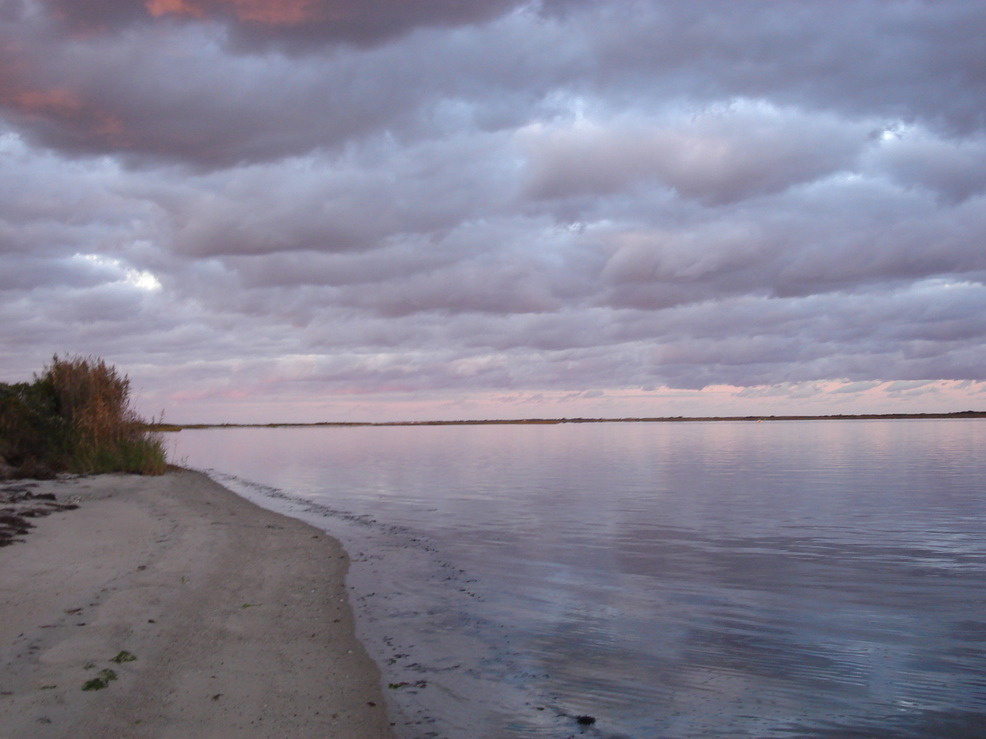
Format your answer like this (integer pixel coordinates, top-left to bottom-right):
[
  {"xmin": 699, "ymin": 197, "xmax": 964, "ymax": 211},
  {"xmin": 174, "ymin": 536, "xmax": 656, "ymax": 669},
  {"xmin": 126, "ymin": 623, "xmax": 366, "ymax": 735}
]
[{"xmin": 170, "ymin": 420, "xmax": 986, "ymax": 738}]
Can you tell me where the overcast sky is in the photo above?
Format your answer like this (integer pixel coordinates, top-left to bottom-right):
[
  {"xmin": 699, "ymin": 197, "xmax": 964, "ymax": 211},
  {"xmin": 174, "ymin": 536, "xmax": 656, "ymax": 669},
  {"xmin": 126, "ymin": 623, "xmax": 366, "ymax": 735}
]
[{"xmin": 2, "ymin": 0, "xmax": 985, "ymax": 422}]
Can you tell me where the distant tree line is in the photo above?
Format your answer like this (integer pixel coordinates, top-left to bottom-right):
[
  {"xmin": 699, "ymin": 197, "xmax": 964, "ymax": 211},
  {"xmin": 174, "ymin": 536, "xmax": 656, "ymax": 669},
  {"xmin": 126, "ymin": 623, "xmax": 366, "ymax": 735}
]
[{"xmin": 0, "ymin": 355, "xmax": 166, "ymax": 478}]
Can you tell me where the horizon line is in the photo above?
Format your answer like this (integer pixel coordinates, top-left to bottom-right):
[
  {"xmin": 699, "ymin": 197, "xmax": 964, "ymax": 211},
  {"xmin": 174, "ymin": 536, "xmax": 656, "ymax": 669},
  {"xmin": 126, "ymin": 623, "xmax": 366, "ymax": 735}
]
[{"xmin": 148, "ymin": 410, "xmax": 986, "ymax": 430}]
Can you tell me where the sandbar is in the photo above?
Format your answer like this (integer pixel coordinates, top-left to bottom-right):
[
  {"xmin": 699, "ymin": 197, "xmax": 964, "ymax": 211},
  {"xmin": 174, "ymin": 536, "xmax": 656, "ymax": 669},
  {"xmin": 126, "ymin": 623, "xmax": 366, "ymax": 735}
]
[{"xmin": 0, "ymin": 468, "xmax": 394, "ymax": 738}]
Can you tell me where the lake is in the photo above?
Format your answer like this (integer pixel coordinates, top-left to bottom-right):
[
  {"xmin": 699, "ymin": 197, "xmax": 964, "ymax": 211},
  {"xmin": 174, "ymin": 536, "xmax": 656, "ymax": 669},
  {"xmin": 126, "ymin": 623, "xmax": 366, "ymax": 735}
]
[{"xmin": 170, "ymin": 419, "xmax": 986, "ymax": 738}]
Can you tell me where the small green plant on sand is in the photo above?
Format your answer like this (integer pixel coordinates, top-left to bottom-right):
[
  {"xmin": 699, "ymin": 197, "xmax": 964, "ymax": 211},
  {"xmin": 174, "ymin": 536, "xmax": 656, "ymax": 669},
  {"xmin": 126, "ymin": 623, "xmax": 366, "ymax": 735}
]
[
  {"xmin": 110, "ymin": 650, "xmax": 137, "ymax": 664},
  {"xmin": 82, "ymin": 669, "xmax": 118, "ymax": 691}
]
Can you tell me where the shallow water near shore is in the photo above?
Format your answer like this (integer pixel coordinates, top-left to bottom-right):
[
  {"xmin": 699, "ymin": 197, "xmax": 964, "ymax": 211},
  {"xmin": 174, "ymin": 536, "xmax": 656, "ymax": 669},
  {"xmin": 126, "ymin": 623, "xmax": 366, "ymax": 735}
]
[{"xmin": 171, "ymin": 419, "xmax": 986, "ymax": 738}]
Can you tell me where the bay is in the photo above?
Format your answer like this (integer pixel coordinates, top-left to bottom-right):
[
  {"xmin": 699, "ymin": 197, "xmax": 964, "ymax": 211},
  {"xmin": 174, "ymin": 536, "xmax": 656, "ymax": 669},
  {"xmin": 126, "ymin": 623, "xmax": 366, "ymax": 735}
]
[{"xmin": 170, "ymin": 419, "xmax": 986, "ymax": 738}]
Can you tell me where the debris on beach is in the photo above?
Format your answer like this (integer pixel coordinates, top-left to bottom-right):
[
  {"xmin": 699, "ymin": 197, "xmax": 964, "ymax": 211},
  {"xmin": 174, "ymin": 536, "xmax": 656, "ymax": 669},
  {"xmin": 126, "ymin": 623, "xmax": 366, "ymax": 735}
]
[{"xmin": 0, "ymin": 484, "xmax": 79, "ymax": 546}]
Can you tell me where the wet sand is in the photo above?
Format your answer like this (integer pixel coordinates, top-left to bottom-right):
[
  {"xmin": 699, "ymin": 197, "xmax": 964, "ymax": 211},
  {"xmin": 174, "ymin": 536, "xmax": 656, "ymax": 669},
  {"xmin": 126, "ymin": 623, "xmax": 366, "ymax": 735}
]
[{"xmin": 0, "ymin": 468, "xmax": 394, "ymax": 738}]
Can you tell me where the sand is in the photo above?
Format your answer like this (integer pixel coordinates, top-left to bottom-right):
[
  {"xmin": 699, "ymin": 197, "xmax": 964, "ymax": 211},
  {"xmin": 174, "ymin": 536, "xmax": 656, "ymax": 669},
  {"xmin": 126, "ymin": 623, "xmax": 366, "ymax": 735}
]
[{"xmin": 0, "ymin": 468, "xmax": 395, "ymax": 738}]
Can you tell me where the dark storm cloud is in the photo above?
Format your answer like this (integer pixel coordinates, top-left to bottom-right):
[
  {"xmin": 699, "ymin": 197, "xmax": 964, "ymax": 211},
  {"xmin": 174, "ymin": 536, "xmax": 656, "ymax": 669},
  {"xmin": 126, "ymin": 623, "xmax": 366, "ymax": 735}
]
[
  {"xmin": 43, "ymin": 0, "xmax": 524, "ymax": 49},
  {"xmin": 0, "ymin": 21, "xmax": 407, "ymax": 166},
  {"xmin": 4, "ymin": 1, "xmax": 982, "ymax": 169},
  {"xmin": 1, "ymin": 0, "xmax": 985, "ymax": 418}
]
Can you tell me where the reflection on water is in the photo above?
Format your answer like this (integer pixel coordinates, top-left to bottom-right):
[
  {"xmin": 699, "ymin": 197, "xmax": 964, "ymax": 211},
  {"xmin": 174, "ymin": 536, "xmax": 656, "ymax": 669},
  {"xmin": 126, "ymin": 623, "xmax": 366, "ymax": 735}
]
[{"xmin": 172, "ymin": 420, "xmax": 986, "ymax": 738}]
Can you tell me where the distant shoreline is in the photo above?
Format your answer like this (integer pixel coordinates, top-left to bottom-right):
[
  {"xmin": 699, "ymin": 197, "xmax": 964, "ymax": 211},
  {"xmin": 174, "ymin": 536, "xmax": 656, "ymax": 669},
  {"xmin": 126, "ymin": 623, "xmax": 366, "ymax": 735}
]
[{"xmin": 148, "ymin": 410, "xmax": 986, "ymax": 432}]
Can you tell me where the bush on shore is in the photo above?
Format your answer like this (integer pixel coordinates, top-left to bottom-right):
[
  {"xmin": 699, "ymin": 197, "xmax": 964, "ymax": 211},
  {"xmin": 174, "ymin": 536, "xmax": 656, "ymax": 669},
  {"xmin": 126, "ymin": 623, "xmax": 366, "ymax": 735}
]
[{"xmin": 0, "ymin": 355, "xmax": 166, "ymax": 478}]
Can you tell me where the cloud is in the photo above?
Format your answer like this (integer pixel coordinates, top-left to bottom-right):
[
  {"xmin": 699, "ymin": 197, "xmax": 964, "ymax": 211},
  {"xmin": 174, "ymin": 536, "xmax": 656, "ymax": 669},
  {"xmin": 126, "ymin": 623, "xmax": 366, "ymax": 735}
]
[
  {"xmin": 867, "ymin": 127, "xmax": 986, "ymax": 203},
  {"xmin": 569, "ymin": 0, "xmax": 986, "ymax": 137},
  {"xmin": 151, "ymin": 133, "xmax": 520, "ymax": 257},
  {"xmin": 521, "ymin": 101, "xmax": 866, "ymax": 205},
  {"xmin": 43, "ymin": 0, "xmax": 525, "ymax": 49},
  {"xmin": 1, "ymin": 0, "xmax": 985, "ymax": 421}
]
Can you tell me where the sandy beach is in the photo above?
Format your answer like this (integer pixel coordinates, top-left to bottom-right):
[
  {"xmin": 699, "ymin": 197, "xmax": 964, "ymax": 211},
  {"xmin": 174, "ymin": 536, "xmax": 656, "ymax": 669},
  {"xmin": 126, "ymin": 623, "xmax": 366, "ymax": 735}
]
[{"xmin": 0, "ymin": 468, "xmax": 394, "ymax": 738}]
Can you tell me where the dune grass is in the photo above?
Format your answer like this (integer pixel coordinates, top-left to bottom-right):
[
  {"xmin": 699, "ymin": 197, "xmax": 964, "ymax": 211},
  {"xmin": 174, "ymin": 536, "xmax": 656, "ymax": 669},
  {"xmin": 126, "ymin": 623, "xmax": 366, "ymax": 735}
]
[{"xmin": 0, "ymin": 355, "xmax": 166, "ymax": 477}]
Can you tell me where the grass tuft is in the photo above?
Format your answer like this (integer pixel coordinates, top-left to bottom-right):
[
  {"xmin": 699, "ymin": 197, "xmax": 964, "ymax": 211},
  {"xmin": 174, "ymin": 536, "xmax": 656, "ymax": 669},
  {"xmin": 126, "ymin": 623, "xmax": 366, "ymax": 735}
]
[
  {"xmin": 110, "ymin": 650, "xmax": 137, "ymax": 664},
  {"xmin": 82, "ymin": 669, "xmax": 118, "ymax": 691}
]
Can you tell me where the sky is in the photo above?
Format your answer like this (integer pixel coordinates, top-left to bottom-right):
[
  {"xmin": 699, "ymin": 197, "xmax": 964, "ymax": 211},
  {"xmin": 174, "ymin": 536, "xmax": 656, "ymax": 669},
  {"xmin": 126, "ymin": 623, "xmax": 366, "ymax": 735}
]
[{"xmin": 1, "ymin": 0, "xmax": 985, "ymax": 423}]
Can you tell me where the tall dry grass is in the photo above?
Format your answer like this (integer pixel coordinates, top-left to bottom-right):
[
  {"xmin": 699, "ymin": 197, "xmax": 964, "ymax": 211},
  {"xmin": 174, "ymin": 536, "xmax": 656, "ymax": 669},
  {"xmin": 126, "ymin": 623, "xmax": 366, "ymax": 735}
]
[
  {"xmin": 42, "ymin": 355, "xmax": 167, "ymax": 475},
  {"xmin": 0, "ymin": 355, "xmax": 166, "ymax": 476}
]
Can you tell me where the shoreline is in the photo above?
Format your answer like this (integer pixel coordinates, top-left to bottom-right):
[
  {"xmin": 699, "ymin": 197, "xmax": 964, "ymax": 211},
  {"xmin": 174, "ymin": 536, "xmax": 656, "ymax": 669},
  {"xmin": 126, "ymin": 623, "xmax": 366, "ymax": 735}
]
[
  {"xmin": 0, "ymin": 468, "xmax": 395, "ymax": 738},
  {"xmin": 148, "ymin": 410, "xmax": 986, "ymax": 431}
]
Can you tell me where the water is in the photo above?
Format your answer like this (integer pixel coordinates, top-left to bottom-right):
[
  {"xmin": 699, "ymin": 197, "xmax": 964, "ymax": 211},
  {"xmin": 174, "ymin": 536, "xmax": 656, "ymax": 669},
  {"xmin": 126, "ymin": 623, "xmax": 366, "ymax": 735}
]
[{"xmin": 169, "ymin": 420, "xmax": 986, "ymax": 738}]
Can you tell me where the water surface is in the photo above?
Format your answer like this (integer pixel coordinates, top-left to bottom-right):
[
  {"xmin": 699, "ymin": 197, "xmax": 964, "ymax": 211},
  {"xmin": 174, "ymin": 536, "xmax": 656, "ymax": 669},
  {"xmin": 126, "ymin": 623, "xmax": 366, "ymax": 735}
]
[{"xmin": 171, "ymin": 420, "xmax": 986, "ymax": 738}]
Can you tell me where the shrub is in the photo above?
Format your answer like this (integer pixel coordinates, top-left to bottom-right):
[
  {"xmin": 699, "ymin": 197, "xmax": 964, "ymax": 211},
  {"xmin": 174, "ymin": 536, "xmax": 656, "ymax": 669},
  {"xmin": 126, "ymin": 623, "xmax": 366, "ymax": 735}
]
[
  {"xmin": 0, "ymin": 355, "xmax": 166, "ymax": 477},
  {"xmin": 0, "ymin": 379, "xmax": 71, "ymax": 476}
]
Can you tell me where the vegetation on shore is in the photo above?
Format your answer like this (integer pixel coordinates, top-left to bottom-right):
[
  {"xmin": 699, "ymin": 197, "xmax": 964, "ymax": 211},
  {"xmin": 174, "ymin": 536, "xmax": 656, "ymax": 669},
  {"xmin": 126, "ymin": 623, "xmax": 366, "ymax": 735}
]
[{"xmin": 0, "ymin": 355, "xmax": 166, "ymax": 478}]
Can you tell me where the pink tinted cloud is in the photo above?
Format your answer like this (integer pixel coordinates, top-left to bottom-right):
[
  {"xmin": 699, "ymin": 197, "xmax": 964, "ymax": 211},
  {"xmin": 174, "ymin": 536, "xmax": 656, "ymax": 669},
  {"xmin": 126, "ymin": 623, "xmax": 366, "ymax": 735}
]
[
  {"xmin": 146, "ymin": 0, "xmax": 318, "ymax": 26},
  {"xmin": 0, "ymin": 80, "xmax": 128, "ymax": 145}
]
